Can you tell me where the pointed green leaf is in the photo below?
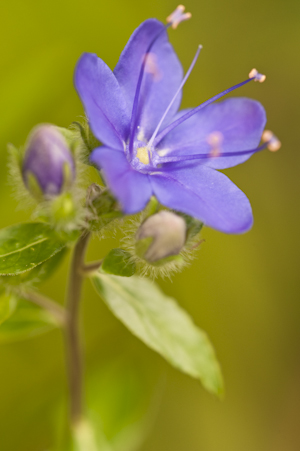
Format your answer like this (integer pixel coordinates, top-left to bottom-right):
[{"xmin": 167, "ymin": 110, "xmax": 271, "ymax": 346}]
[
  {"xmin": 0, "ymin": 247, "xmax": 67, "ymax": 287},
  {"xmin": 0, "ymin": 222, "xmax": 66, "ymax": 275},
  {"xmin": 91, "ymin": 273, "xmax": 224, "ymax": 396},
  {"xmin": 0, "ymin": 298, "xmax": 58, "ymax": 343},
  {"xmin": 102, "ymin": 249, "xmax": 136, "ymax": 277}
]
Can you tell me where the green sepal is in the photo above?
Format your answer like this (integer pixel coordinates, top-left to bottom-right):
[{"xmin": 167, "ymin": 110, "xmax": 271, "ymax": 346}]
[
  {"xmin": 87, "ymin": 185, "xmax": 122, "ymax": 231},
  {"xmin": 56, "ymin": 126, "xmax": 83, "ymax": 156},
  {"xmin": 178, "ymin": 213, "xmax": 203, "ymax": 239},
  {"xmin": 91, "ymin": 211, "xmax": 123, "ymax": 232},
  {"xmin": 25, "ymin": 171, "xmax": 44, "ymax": 201},
  {"xmin": 102, "ymin": 249, "xmax": 136, "ymax": 277},
  {"xmin": 144, "ymin": 196, "xmax": 159, "ymax": 218},
  {"xmin": 61, "ymin": 162, "xmax": 74, "ymax": 192},
  {"xmin": 148, "ymin": 253, "xmax": 183, "ymax": 267},
  {"xmin": 135, "ymin": 237, "xmax": 153, "ymax": 260},
  {"xmin": 51, "ymin": 192, "xmax": 77, "ymax": 224},
  {"xmin": 71, "ymin": 121, "xmax": 101, "ymax": 157},
  {"xmin": 7, "ymin": 143, "xmax": 22, "ymax": 170},
  {"xmin": 0, "ymin": 222, "xmax": 67, "ymax": 275},
  {"xmin": 91, "ymin": 273, "xmax": 224, "ymax": 397}
]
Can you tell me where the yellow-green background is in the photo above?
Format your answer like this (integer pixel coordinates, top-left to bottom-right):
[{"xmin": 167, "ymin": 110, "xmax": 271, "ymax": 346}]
[{"xmin": 0, "ymin": 0, "xmax": 299, "ymax": 450}]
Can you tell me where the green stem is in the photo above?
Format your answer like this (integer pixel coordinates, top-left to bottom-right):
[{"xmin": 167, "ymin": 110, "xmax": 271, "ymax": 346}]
[
  {"xmin": 79, "ymin": 260, "xmax": 102, "ymax": 277},
  {"xmin": 65, "ymin": 231, "xmax": 91, "ymax": 426}
]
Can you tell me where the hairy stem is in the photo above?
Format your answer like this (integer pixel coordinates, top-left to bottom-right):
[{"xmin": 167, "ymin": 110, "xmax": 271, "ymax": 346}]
[{"xmin": 65, "ymin": 231, "xmax": 91, "ymax": 426}]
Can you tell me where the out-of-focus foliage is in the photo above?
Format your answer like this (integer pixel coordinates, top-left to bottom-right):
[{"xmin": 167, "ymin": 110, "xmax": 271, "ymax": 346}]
[
  {"xmin": 0, "ymin": 297, "xmax": 58, "ymax": 343},
  {"xmin": 0, "ymin": 0, "xmax": 299, "ymax": 450}
]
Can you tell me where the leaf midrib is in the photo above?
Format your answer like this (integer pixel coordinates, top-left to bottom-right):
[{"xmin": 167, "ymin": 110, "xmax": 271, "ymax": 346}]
[{"xmin": 0, "ymin": 237, "xmax": 48, "ymax": 258}]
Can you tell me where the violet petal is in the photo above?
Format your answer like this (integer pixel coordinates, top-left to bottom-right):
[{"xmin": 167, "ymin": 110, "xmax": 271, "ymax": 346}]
[
  {"xmin": 114, "ymin": 19, "xmax": 183, "ymax": 140},
  {"xmin": 150, "ymin": 165, "xmax": 253, "ymax": 234},
  {"xmin": 75, "ymin": 53, "xmax": 130, "ymax": 149},
  {"xmin": 90, "ymin": 147, "xmax": 152, "ymax": 214},
  {"xmin": 157, "ymin": 98, "xmax": 266, "ymax": 169}
]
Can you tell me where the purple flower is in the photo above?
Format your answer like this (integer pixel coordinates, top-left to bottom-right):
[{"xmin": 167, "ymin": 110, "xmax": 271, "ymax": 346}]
[
  {"xmin": 22, "ymin": 124, "xmax": 76, "ymax": 198},
  {"xmin": 75, "ymin": 7, "xmax": 279, "ymax": 233}
]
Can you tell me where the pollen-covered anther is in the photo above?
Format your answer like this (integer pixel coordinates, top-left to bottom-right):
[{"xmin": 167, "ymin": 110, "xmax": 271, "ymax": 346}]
[
  {"xmin": 136, "ymin": 147, "xmax": 150, "ymax": 165},
  {"xmin": 262, "ymin": 130, "xmax": 281, "ymax": 152},
  {"xmin": 249, "ymin": 68, "xmax": 266, "ymax": 83},
  {"xmin": 166, "ymin": 5, "xmax": 192, "ymax": 29},
  {"xmin": 207, "ymin": 131, "xmax": 223, "ymax": 158}
]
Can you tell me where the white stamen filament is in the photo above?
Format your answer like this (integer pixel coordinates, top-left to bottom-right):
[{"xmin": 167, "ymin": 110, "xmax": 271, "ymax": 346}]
[{"xmin": 147, "ymin": 45, "xmax": 203, "ymax": 150}]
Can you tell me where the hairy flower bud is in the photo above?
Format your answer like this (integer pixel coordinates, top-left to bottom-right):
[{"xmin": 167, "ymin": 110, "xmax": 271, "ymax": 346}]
[
  {"xmin": 22, "ymin": 124, "xmax": 75, "ymax": 199},
  {"xmin": 136, "ymin": 211, "xmax": 186, "ymax": 264}
]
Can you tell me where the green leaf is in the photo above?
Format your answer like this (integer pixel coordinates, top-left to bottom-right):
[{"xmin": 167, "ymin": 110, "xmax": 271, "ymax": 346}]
[
  {"xmin": 102, "ymin": 249, "xmax": 136, "ymax": 277},
  {"xmin": 23, "ymin": 247, "xmax": 67, "ymax": 283},
  {"xmin": 92, "ymin": 273, "xmax": 224, "ymax": 397},
  {"xmin": 0, "ymin": 247, "xmax": 67, "ymax": 287},
  {"xmin": 0, "ymin": 291, "xmax": 17, "ymax": 325},
  {"xmin": 0, "ymin": 298, "xmax": 58, "ymax": 343},
  {"xmin": 0, "ymin": 222, "xmax": 66, "ymax": 275}
]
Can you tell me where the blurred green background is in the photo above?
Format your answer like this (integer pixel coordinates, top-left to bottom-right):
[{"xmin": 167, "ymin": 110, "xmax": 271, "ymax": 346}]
[{"xmin": 0, "ymin": 0, "xmax": 299, "ymax": 450}]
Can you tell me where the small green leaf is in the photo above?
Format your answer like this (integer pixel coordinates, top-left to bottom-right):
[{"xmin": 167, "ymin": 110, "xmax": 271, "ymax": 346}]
[
  {"xmin": 0, "ymin": 298, "xmax": 58, "ymax": 343},
  {"xmin": 0, "ymin": 222, "xmax": 66, "ymax": 275},
  {"xmin": 92, "ymin": 273, "xmax": 224, "ymax": 397},
  {"xmin": 102, "ymin": 249, "xmax": 136, "ymax": 277},
  {"xmin": 0, "ymin": 291, "xmax": 17, "ymax": 325}
]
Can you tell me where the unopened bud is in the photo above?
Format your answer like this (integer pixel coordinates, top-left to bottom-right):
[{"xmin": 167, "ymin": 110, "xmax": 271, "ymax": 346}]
[
  {"xmin": 22, "ymin": 124, "xmax": 75, "ymax": 199},
  {"xmin": 136, "ymin": 211, "xmax": 186, "ymax": 263}
]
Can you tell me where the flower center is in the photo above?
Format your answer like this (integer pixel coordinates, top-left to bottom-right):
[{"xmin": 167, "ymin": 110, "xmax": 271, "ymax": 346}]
[{"xmin": 136, "ymin": 147, "xmax": 150, "ymax": 165}]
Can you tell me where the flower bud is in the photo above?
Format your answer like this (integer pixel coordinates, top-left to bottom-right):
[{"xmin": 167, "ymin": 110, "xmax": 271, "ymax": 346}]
[
  {"xmin": 136, "ymin": 211, "xmax": 186, "ymax": 264},
  {"xmin": 22, "ymin": 124, "xmax": 75, "ymax": 199}
]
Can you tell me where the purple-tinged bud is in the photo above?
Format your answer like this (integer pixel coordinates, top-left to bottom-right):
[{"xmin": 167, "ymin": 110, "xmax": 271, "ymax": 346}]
[
  {"xmin": 136, "ymin": 211, "xmax": 186, "ymax": 264},
  {"xmin": 22, "ymin": 124, "xmax": 76, "ymax": 199}
]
